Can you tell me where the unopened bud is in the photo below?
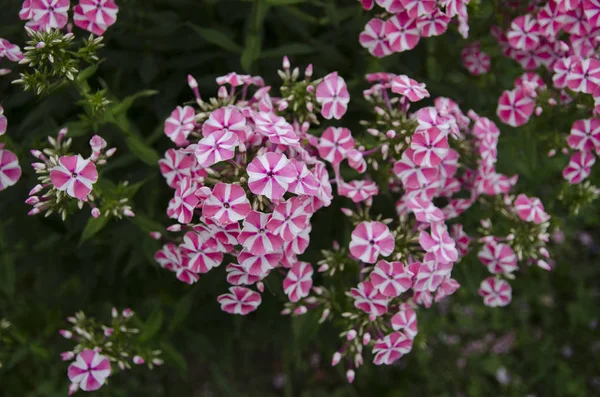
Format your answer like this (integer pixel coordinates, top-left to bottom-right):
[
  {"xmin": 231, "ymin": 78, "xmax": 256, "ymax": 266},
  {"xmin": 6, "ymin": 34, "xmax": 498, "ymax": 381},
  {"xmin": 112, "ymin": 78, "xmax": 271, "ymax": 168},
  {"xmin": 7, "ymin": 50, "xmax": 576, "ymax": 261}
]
[
  {"xmin": 133, "ymin": 356, "xmax": 145, "ymax": 365},
  {"xmin": 305, "ymin": 64, "xmax": 313, "ymax": 78},
  {"xmin": 61, "ymin": 351, "xmax": 75, "ymax": 361},
  {"xmin": 149, "ymin": 231, "xmax": 162, "ymax": 240},
  {"xmin": 331, "ymin": 352, "xmax": 342, "ymax": 366},
  {"xmin": 104, "ymin": 327, "xmax": 114, "ymax": 337},
  {"xmin": 282, "ymin": 56, "xmax": 290, "ymax": 71},
  {"xmin": 91, "ymin": 208, "xmax": 100, "ymax": 218},
  {"xmin": 547, "ymin": 149, "xmax": 556, "ymax": 157},
  {"xmin": 340, "ymin": 208, "xmax": 354, "ymax": 216},
  {"xmin": 257, "ymin": 281, "xmax": 265, "ymax": 293},
  {"xmin": 363, "ymin": 332, "xmax": 371, "ymax": 345},
  {"xmin": 293, "ymin": 306, "xmax": 307, "ymax": 315},
  {"xmin": 346, "ymin": 369, "xmax": 355, "ymax": 383},
  {"xmin": 122, "ymin": 308, "xmax": 134, "ymax": 318},
  {"xmin": 25, "ymin": 196, "xmax": 40, "ymax": 205},
  {"xmin": 59, "ymin": 330, "xmax": 72, "ymax": 339},
  {"xmin": 105, "ymin": 147, "xmax": 117, "ymax": 157},
  {"xmin": 318, "ymin": 264, "xmax": 329, "ymax": 272},
  {"xmin": 386, "ymin": 130, "xmax": 396, "ymax": 139},
  {"xmin": 166, "ymin": 224, "xmax": 182, "ymax": 232},
  {"xmin": 535, "ymin": 106, "xmax": 542, "ymax": 116},
  {"xmin": 346, "ymin": 329, "xmax": 357, "ymax": 341}
]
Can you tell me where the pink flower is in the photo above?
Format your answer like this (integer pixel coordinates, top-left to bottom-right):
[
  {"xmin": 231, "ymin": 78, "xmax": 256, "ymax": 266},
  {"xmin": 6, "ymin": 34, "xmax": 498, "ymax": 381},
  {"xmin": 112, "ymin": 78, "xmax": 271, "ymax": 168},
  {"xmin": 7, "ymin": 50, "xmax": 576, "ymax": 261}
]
[
  {"xmin": 376, "ymin": 0, "xmax": 404, "ymax": 13},
  {"xmin": 202, "ymin": 183, "xmax": 250, "ymax": 226},
  {"xmin": 247, "ymin": 152, "xmax": 296, "ymax": 201},
  {"xmin": 284, "ymin": 224, "xmax": 311, "ymax": 257},
  {"xmin": 435, "ymin": 277, "xmax": 460, "ymax": 301},
  {"xmin": 226, "ymin": 263, "xmax": 262, "ymax": 285},
  {"xmin": 393, "ymin": 148, "xmax": 439, "ymax": 189},
  {"xmin": 0, "ymin": 106, "xmax": 6, "ymax": 135},
  {"xmin": 0, "ymin": 39, "xmax": 23, "ymax": 62},
  {"xmin": 287, "ymin": 159, "xmax": 319, "ymax": 196},
  {"xmin": 370, "ymin": 260, "xmax": 413, "ymax": 297},
  {"xmin": 164, "ymin": 106, "xmax": 196, "ymax": 146},
  {"xmin": 496, "ymin": 88, "xmax": 534, "ymax": 127},
  {"xmin": 567, "ymin": 58, "xmax": 600, "ymax": 94},
  {"xmin": 506, "ymin": 15, "xmax": 541, "ymax": 51},
  {"xmin": 417, "ymin": 9, "xmax": 450, "ymax": 37},
  {"xmin": 216, "ymin": 72, "xmax": 250, "ymax": 87},
  {"xmin": 338, "ymin": 180, "xmax": 379, "ymax": 203},
  {"xmin": 349, "ymin": 221, "xmax": 395, "ymax": 264},
  {"xmin": 411, "ymin": 254, "xmax": 453, "ymax": 292},
  {"xmin": 478, "ymin": 242, "xmax": 518, "ymax": 274},
  {"xmin": 194, "ymin": 129, "xmax": 239, "ymax": 168},
  {"xmin": 50, "ymin": 155, "xmax": 98, "ymax": 200},
  {"xmin": 537, "ymin": 1, "xmax": 564, "ymax": 38},
  {"xmin": 283, "ymin": 261, "xmax": 313, "ymax": 302},
  {"xmin": 238, "ymin": 248, "xmax": 282, "ymax": 277},
  {"xmin": 316, "ymin": 72, "xmax": 350, "ymax": 120},
  {"xmin": 167, "ymin": 178, "xmax": 200, "ymax": 224},
  {"xmin": 180, "ymin": 231, "xmax": 223, "ymax": 274},
  {"xmin": 203, "ymin": 106, "xmax": 246, "ymax": 139},
  {"xmin": 391, "ymin": 75, "xmax": 430, "ymax": 102},
  {"xmin": 318, "ymin": 127, "xmax": 355, "ymax": 165},
  {"xmin": 359, "ymin": 18, "xmax": 393, "ymax": 58},
  {"xmin": 568, "ymin": 119, "xmax": 600, "ymax": 152},
  {"xmin": 391, "ymin": 307, "xmax": 418, "ymax": 338},
  {"xmin": 584, "ymin": 0, "xmax": 600, "ymax": 27},
  {"xmin": 155, "ymin": 243, "xmax": 188, "ymax": 272},
  {"xmin": 239, "ymin": 211, "xmax": 283, "ymax": 255},
  {"xmin": 561, "ymin": 7, "xmax": 590, "ymax": 36},
  {"xmin": 562, "ymin": 150, "xmax": 595, "ymax": 184},
  {"xmin": 400, "ymin": 0, "xmax": 436, "ymax": 18},
  {"xmin": 461, "ymin": 44, "xmax": 491, "ymax": 76},
  {"xmin": 0, "ymin": 148, "xmax": 21, "ymax": 191},
  {"xmin": 385, "ymin": 12, "xmax": 420, "ymax": 52},
  {"xmin": 410, "ymin": 127, "xmax": 449, "ymax": 167},
  {"xmin": 312, "ymin": 162, "xmax": 333, "ymax": 208},
  {"xmin": 73, "ymin": 5, "xmax": 108, "ymax": 36},
  {"xmin": 418, "ymin": 223, "xmax": 458, "ymax": 264},
  {"xmin": 30, "ymin": 0, "xmax": 70, "ymax": 30},
  {"xmin": 372, "ymin": 332, "xmax": 413, "ymax": 365},
  {"xmin": 406, "ymin": 197, "xmax": 444, "ymax": 223},
  {"xmin": 159, "ymin": 149, "xmax": 194, "ymax": 189},
  {"xmin": 450, "ymin": 224, "xmax": 470, "ymax": 257},
  {"xmin": 253, "ymin": 112, "xmax": 299, "ymax": 146},
  {"xmin": 217, "ymin": 287, "xmax": 262, "ymax": 315},
  {"xmin": 552, "ymin": 56, "xmax": 578, "ymax": 89},
  {"xmin": 479, "ymin": 277, "xmax": 512, "ymax": 307},
  {"xmin": 351, "ymin": 280, "xmax": 388, "ymax": 316},
  {"xmin": 67, "ymin": 350, "xmax": 111, "ymax": 392},
  {"xmin": 79, "ymin": 0, "xmax": 118, "ymax": 26},
  {"xmin": 266, "ymin": 197, "xmax": 311, "ymax": 241}
]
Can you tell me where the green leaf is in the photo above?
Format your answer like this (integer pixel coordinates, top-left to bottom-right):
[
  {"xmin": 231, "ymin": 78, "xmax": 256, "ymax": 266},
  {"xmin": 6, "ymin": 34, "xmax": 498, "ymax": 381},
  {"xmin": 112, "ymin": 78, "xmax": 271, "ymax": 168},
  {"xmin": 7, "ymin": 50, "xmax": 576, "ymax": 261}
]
[
  {"xmin": 186, "ymin": 23, "xmax": 242, "ymax": 53},
  {"xmin": 168, "ymin": 293, "xmax": 194, "ymax": 333},
  {"xmin": 110, "ymin": 89, "xmax": 159, "ymax": 117},
  {"xmin": 0, "ymin": 253, "xmax": 16, "ymax": 298},
  {"xmin": 77, "ymin": 64, "xmax": 99, "ymax": 83},
  {"xmin": 241, "ymin": 34, "xmax": 261, "ymax": 73},
  {"xmin": 125, "ymin": 132, "xmax": 160, "ymax": 166},
  {"xmin": 160, "ymin": 341, "xmax": 188, "ymax": 377},
  {"xmin": 260, "ymin": 43, "xmax": 314, "ymax": 59},
  {"xmin": 140, "ymin": 310, "xmax": 164, "ymax": 342},
  {"xmin": 127, "ymin": 211, "xmax": 165, "ymax": 234},
  {"xmin": 79, "ymin": 215, "xmax": 110, "ymax": 245}
]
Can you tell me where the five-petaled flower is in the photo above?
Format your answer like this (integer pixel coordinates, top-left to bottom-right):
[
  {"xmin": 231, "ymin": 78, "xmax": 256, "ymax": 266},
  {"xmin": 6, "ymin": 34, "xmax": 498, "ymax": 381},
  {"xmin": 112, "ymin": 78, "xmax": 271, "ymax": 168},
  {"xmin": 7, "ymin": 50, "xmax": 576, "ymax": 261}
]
[{"xmin": 50, "ymin": 155, "xmax": 98, "ymax": 200}]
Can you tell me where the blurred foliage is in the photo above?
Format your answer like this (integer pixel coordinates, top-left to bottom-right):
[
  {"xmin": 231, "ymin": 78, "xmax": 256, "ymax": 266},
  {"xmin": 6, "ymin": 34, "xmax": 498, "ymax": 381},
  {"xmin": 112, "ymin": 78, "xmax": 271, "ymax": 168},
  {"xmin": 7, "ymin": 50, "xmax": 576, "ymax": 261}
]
[{"xmin": 0, "ymin": 0, "xmax": 599, "ymax": 396}]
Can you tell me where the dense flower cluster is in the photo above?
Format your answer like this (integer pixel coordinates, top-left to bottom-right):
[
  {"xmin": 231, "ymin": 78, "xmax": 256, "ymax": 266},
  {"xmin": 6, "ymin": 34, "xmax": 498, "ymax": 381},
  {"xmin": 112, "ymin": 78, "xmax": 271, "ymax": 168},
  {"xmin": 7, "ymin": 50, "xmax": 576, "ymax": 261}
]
[
  {"xmin": 60, "ymin": 308, "xmax": 162, "ymax": 395},
  {"xmin": 358, "ymin": 0, "xmax": 471, "ymax": 57},
  {"xmin": 491, "ymin": 0, "xmax": 600, "ymax": 189},
  {"xmin": 155, "ymin": 61, "xmax": 554, "ymax": 382}
]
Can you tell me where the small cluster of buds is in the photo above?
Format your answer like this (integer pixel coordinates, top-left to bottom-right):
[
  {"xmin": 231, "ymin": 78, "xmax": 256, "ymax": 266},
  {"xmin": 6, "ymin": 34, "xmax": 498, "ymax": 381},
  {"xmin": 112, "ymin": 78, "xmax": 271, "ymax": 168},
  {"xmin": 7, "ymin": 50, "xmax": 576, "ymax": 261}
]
[{"xmin": 60, "ymin": 307, "xmax": 162, "ymax": 395}]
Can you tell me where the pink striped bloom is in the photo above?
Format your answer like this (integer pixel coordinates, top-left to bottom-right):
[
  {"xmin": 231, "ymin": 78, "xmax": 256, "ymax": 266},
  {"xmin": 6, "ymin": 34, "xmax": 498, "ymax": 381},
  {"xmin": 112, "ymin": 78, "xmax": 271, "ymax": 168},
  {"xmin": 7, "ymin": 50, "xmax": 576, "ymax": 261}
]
[
  {"xmin": 406, "ymin": 197, "xmax": 444, "ymax": 223},
  {"xmin": 506, "ymin": 15, "xmax": 540, "ymax": 50},
  {"xmin": 67, "ymin": 350, "xmax": 111, "ymax": 392},
  {"xmin": 247, "ymin": 152, "xmax": 296, "ymax": 201},
  {"xmin": 0, "ymin": 148, "xmax": 21, "ymax": 191},
  {"xmin": 217, "ymin": 287, "xmax": 262, "ymax": 315},
  {"xmin": 552, "ymin": 56, "xmax": 578, "ymax": 88},
  {"xmin": 287, "ymin": 159, "xmax": 319, "ymax": 196},
  {"xmin": 159, "ymin": 149, "xmax": 194, "ymax": 188},
  {"xmin": 253, "ymin": 112, "xmax": 299, "ymax": 146},
  {"xmin": 201, "ymin": 218, "xmax": 240, "ymax": 253},
  {"xmin": 375, "ymin": 0, "xmax": 404, "ymax": 13},
  {"xmin": 0, "ymin": 39, "xmax": 23, "ymax": 62},
  {"xmin": 472, "ymin": 116, "xmax": 500, "ymax": 140},
  {"xmin": 370, "ymin": 260, "xmax": 413, "ymax": 297},
  {"xmin": 284, "ymin": 224, "xmax": 311, "ymax": 256},
  {"xmin": 283, "ymin": 261, "xmax": 313, "ymax": 302},
  {"xmin": 411, "ymin": 253, "xmax": 453, "ymax": 292},
  {"xmin": 79, "ymin": 0, "xmax": 118, "ymax": 26},
  {"xmin": 537, "ymin": 1, "xmax": 563, "ymax": 38},
  {"xmin": 479, "ymin": 277, "xmax": 512, "ymax": 307},
  {"xmin": 318, "ymin": 127, "xmax": 355, "ymax": 165},
  {"xmin": 203, "ymin": 106, "xmax": 246, "ymax": 139},
  {"xmin": 73, "ymin": 5, "xmax": 108, "ymax": 36},
  {"xmin": 385, "ymin": 12, "xmax": 420, "ymax": 52},
  {"xmin": 497, "ymin": 89, "xmax": 534, "ymax": 127},
  {"xmin": 419, "ymin": 223, "xmax": 458, "ymax": 264},
  {"xmin": 359, "ymin": 18, "xmax": 393, "ymax": 58},
  {"xmin": 410, "ymin": 127, "xmax": 449, "ymax": 167},
  {"xmin": 50, "ymin": 155, "xmax": 98, "ymax": 200},
  {"xmin": 226, "ymin": 263, "xmax": 262, "ymax": 285},
  {"xmin": 450, "ymin": 224, "xmax": 471, "ymax": 257},
  {"xmin": 0, "ymin": 106, "xmax": 5, "ymax": 135},
  {"xmin": 238, "ymin": 248, "xmax": 282, "ymax": 277},
  {"xmin": 584, "ymin": 0, "xmax": 600, "ymax": 27},
  {"xmin": 167, "ymin": 178, "xmax": 199, "ymax": 224},
  {"xmin": 417, "ymin": 9, "xmax": 450, "ymax": 37},
  {"xmin": 164, "ymin": 106, "xmax": 196, "ymax": 146},
  {"xmin": 372, "ymin": 332, "xmax": 413, "ymax": 365},
  {"xmin": 435, "ymin": 277, "xmax": 460, "ymax": 301},
  {"xmin": 349, "ymin": 221, "xmax": 395, "ymax": 264},
  {"xmin": 568, "ymin": 119, "xmax": 600, "ymax": 152},
  {"xmin": 461, "ymin": 44, "xmax": 491, "ymax": 76},
  {"xmin": 393, "ymin": 148, "xmax": 439, "ymax": 189},
  {"xmin": 316, "ymin": 72, "xmax": 350, "ymax": 120},
  {"xmin": 155, "ymin": 243, "xmax": 188, "ymax": 272},
  {"xmin": 351, "ymin": 280, "xmax": 388, "ymax": 316},
  {"xmin": 400, "ymin": 0, "xmax": 435, "ymax": 18},
  {"xmin": 239, "ymin": 211, "xmax": 284, "ymax": 255},
  {"xmin": 562, "ymin": 150, "xmax": 595, "ymax": 184},
  {"xmin": 338, "ymin": 180, "xmax": 379, "ymax": 203},
  {"xmin": 312, "ymin": 161, "xmax": 333, "ymax": 209},
  {"xmin": 391, "ymin": 307, "xmax": 418, "ymax": 338},
  {"xmin": 478, "ymin": 242, "xmax": 518, "ymax": 274},
  {"xmin": 202, "ymin": 183, "xmax": 250, "ymax": 226},
  {"xmin": 180, "ymin": 231, "xmax": 223, "ymax": 274},
  {"xmin": 267, "ymin": 197, "xmax": 311, "ymax": 242},
  {"xmin": 391, "ymin": 75, "xmax": 430, "ymax": 102},
  {"xmin": 561, "ymin": 7, "xmax": 590, "ymax": 36},
  {"xmin": 20, "ymin": 0, "xmax": 34, "ymax": 20},
  {"xmin": 194, "ymin": 129, "xmax": 238, "ymax": 168},
  {"xmin": 30, "ymin": 0, "xmax": 70, "ymax": 30},
  {"xmin": 567, "ymin": 58, "xmax": 600, "ymax": 94}
]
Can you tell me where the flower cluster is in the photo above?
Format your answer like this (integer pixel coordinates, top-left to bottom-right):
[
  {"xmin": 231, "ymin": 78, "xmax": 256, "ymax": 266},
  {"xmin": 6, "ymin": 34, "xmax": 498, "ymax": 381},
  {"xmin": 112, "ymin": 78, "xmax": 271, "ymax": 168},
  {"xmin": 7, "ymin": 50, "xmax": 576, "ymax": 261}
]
[
  {"xmin": 19, "ymin": 0, "xmax": 119, "ymax": 35},
  {"xmin": 461, "ymin": 41, "xmax": 491, "ymax": 76},
  {"xmin": 26, "ymin": 128, "xmax": 134, "ymax": 220},
  {"xmin": 60, "ymin": 308, "xmax": 162, "ymax": 395},
  {"xmin": 491, "ymin": 1, "xmax": 600, "ymax": 192},
  {"xmin": 358, "ymin": 0, "xmax": 471, "ymax": 57},
  {"xmin": 155, "ymin": 58, "xmax": 348, "ymax": 310},
  {"xmin": 0, "ymin": 106, "xmax": 23, "ymax": 193}
]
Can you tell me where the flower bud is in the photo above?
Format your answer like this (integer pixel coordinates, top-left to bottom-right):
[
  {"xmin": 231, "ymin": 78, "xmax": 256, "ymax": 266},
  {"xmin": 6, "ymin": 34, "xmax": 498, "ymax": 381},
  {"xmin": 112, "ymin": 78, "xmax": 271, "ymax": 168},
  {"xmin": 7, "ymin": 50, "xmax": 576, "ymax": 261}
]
[
  {"xmin": 331, "ymin": 352, "xmax": 342, "ymax": 366},
  {"xmin": 293, "ymin": 306, "xmax": 307, "ymax": 315},
  {"xmin": 218, "ymin": 86, "xmax": 228, "ymax": 100},
  {"xmin": 535, "ymin": 106, "xmax": 542, "ymax": 116},
  {"xmin": 166, "ymin": 224, "xmax": 182, "ymax": 232},
  {"xmin": 32, "ymin": 162, "xmax": 46, "ymax": 171},
  {"xmin": 91, "ymin": 208, "xmax": 101, "ymax": 218},
  {"xmin": 104, "ymin": 327, "xmax": 114, "ymax": 337},
  {"xmin": 27, "ymin": 208, "xmax": 41, "ymax": 216},
  {"xmin": 346, "ymin": 369, "xmax": 355, "ymax": 383},
  {"xmin": 318, "ymin": 264, "xmax": 329, "ymax": 273},
  {"xmin": 282, "ymin": 56, "xmax": 290, "ymax": 71},
  {"xmin": 122, "ymin": 308, "xmax": 134, "ymax": 318},
  {"xmin": 149, "ymin": 231, "xmax": 162, "ymax": 240},
  {"xmin": 111, "ymin": 307, "xmax": 118, "ymax": 318},
  {"xmin": 319, "ymin": 308, "xmax": 330, "ymax": 323},
  {"xmin": 30, "ymin": 149, "xmax": 45, "ymax": 160},
  {"xmin": 257, "ymin": 281, "xmax": 265, "ymax": 293},
  {"xmin": 152, "ymin": 358, "xmax": 164, "ymax": 366},
  {"xmin": 187, "ymin": 74, "xmax": 198, "ymax": 89},
  {"xmin": 547, "ymin": 149, "xmax": 556, "ymax": 157},
  {"xmin": 346, "ymin": 329, "xmax": 357, "ymax": 341},
  {"xmin": 89, "ymin": 135, "xmax": 107, "ymax": 152},
  {"xmin": 61, "ymin": 351, "xmax": 75, "ymax": 361},
  {"xmin": 25, "ymin": 196, "xmax": 40, "ymax": 205},
  {"xmin": 122, "ymin": 208, "xmax": 135, "ymax": 217},
  {"xmin": 133, "ymin": 355, "xmax": 145, "ymax": 365},
  {"xmin": 340, "ymin": 208, "xmax": 354, "ymax": 217},
  {"xmin": 105, "ymin": 147, "xmax": 117, "ymax": 157},
  {"xmin": 68, "ymin": 382, "xmax": 79, "ymax": 396},
  {"xmin": 363, "ymin": 332, "xmax": 371, "ymax": 345},
  {"xmin": 59, "ymin": 329, "xmax": 72, "ymax": 339},
  {"xmin": 305, "ymin": 64, "xmax": 313, "ymax": 78}
]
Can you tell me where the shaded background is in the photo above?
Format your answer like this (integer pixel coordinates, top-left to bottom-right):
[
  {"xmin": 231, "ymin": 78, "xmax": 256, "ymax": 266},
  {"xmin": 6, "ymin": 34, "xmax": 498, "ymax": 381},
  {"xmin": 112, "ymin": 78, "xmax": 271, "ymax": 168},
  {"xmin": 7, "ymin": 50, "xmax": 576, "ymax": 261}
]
[{"xmin": 1, "ymin": 0, "xmax": 599, "ymax": 396}]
